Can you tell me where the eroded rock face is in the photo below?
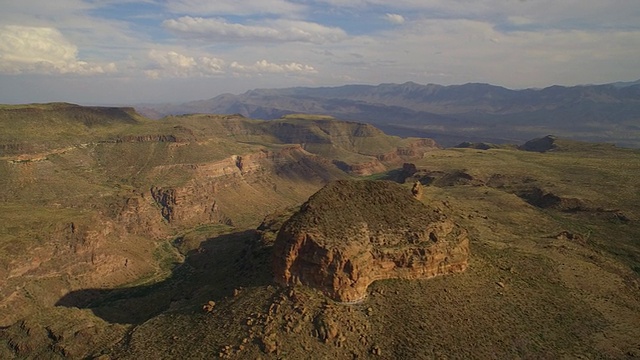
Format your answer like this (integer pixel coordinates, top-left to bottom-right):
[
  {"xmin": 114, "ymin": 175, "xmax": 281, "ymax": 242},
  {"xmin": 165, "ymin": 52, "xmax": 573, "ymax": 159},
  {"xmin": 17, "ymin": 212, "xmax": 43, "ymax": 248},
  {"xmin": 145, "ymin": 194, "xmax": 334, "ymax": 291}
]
[{"xmin": 273, "ymin": 180, "xmax": 469, "ymax": 302}]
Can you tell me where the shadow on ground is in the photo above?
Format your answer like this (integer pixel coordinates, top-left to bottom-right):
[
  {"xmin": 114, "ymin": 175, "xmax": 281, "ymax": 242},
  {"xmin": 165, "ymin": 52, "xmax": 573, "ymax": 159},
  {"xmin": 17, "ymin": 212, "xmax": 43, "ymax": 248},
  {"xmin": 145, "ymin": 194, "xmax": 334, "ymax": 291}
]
[{"xmin": 55, "ymin": 229, "xmax": 273, "ymax": 325}]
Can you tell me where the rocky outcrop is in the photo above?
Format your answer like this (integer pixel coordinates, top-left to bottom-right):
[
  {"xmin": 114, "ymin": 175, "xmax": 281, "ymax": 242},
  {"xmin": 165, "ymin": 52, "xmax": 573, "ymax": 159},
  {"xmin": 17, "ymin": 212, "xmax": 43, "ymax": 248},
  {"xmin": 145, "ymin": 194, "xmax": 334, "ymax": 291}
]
[
  {"xmin": 515, "ymin": 187, "xmax": 586, "ymax": 211},
  {"xmin": 332, "ymin": 159, "xmax": 387, "ymax": 176},
  {"xmin": 150, "ymin": 185, "xmax": 233, "ymax": 226},
  {"xmin": 519, "ymin": 135, "xmax": 557, "ymax": 152},
  {"xmin": 455, "ymin": 141, "xmax": 494, "ymax": 150},
  {"xmin": 331, "ymin": 138, "xmax": 438, "ymax": 176},
  {"xmin": 400, "ymin": 138, "xmax": 440, "ymax": 153},
  {"xmin": 144, "ymin": 145, "xmax": 334, "ymax": 229},
  {"xmin": 273, "ymin": 180, "xmax": 469, "ymax": 302},
  {"xmin": 0, "ymin": 143, "xmax": 31, "ymax": 155},
  {"xmin": 116, "ymin": 192, "xmax": 167, "ymax": 239},
  {"xmin": 411, "ymin": 181, "xmax": 423, "ymax": 199},
  {"xmin": 376, "ymin": 139, "xmax": 439, "ymax": 162},
  {"xmin": 114, "ymin": 134, "xmax": 178, "ymax": 143}
]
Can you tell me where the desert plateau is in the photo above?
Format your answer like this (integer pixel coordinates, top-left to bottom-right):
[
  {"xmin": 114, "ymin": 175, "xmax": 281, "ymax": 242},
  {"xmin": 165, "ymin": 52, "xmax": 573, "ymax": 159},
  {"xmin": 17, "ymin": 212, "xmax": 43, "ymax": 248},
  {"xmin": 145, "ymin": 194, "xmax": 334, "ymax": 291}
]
[{"xmin": 0, "ymin": 103, "xmax": 638, "ymax": 358}]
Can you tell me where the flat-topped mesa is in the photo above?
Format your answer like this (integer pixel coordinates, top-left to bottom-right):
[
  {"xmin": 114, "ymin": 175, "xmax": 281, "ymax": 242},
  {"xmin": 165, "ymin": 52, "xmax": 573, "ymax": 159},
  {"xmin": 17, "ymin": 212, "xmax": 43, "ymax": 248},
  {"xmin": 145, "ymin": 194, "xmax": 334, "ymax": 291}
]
[{"xmin": 272, "ymin": 180, "xmax": 470, "ymax": 302}]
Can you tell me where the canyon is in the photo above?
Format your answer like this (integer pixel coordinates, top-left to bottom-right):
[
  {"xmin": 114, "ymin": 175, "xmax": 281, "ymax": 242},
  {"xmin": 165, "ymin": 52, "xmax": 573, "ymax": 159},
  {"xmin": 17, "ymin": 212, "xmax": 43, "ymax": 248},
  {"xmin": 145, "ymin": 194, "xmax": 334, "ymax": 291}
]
[{"xmin": 0, "ymin": 105, "xmax": 436, "ymax": 326}]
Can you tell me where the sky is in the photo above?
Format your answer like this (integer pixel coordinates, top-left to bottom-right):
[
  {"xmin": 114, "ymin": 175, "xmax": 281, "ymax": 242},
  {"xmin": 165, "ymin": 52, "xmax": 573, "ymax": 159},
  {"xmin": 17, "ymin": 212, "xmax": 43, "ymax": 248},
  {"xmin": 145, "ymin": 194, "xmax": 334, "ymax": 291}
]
[{"xmin": 0, "ymin": 0, "xmax": 639, "ymax": 104}]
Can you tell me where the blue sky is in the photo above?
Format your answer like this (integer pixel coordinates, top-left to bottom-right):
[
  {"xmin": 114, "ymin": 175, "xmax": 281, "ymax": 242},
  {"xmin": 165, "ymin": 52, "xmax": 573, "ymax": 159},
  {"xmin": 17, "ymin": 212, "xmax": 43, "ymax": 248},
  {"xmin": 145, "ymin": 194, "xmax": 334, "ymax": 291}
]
[{"xmin": 0, "ymin": 0, "xmax": 639, "ymax": 104}]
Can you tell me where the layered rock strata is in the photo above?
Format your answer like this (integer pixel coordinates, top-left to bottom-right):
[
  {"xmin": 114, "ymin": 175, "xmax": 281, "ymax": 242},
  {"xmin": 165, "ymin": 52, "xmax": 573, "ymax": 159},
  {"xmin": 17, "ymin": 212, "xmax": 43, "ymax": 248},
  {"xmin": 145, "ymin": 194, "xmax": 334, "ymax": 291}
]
[{"xmin": 273, "ymin": 180, "xmax": 469, "ymax": 302}]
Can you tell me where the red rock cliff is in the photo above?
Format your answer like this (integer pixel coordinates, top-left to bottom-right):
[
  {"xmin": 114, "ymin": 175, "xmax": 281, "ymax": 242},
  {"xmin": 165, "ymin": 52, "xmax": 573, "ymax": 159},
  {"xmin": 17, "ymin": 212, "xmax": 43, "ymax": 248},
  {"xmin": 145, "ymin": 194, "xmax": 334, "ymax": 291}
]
[{"xmin": 272, "ymin": 180, "xmax": 469, "ymax": 302}]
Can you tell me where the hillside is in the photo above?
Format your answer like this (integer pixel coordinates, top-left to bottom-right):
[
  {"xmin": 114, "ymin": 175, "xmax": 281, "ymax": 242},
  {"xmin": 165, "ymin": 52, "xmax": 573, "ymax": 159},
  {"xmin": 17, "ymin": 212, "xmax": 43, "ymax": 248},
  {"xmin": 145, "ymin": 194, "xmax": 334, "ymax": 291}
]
[
  {"xmin": 0, "ymin": 104, "xmax": 639, "ymax": 359},
  {"xmin": 138, "ymin": 81, "xmax": 640, "ymax": 148},
  {"xmin": 0, "ymin": 103, "xmax": 144, "ymax": 155}
]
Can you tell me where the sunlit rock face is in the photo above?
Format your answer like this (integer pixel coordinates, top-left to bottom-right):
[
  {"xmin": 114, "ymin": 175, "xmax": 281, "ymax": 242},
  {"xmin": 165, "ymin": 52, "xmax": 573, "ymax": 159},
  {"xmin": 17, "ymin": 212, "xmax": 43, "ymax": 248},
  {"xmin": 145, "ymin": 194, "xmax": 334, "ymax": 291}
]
[{"xmin": 273, "ymin": 180, "xmax": 469, "ymax": 302}]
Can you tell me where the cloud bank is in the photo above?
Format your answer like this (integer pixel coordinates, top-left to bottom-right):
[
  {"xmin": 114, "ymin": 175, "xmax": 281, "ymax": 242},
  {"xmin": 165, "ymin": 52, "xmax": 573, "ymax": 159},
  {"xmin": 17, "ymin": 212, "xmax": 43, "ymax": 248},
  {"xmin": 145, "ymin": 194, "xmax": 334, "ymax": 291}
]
[
  {"xmin": 164, "ymin": 17, "xmax": 347, "ymax": 44},
  {"xmin": 0, "ymin": 25, "xmax": 115, "ymax": 75},
  {"xmin": 145, "ymin": 50, "xmax": 316, "ymax": 79},
  {"xmin": 385, "ymin": 14, "xmax": 405, "ymax": 25}
]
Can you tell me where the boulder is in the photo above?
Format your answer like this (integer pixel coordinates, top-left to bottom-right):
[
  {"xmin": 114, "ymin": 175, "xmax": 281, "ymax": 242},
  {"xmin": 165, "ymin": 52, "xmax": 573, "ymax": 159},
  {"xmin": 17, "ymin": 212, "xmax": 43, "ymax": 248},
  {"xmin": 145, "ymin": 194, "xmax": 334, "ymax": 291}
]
[{"xmin": 411, "ymin": 181, "xmax": 423, "ymax": 199}]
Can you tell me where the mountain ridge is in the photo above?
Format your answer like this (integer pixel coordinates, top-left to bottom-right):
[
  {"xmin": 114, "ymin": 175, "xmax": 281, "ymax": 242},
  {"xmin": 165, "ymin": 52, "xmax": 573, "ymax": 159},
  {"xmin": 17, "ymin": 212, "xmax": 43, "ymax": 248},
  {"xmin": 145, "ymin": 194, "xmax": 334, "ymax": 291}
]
[{"xmin": 138, "ymin": 80, "xmax": 640, "ymax": 148}]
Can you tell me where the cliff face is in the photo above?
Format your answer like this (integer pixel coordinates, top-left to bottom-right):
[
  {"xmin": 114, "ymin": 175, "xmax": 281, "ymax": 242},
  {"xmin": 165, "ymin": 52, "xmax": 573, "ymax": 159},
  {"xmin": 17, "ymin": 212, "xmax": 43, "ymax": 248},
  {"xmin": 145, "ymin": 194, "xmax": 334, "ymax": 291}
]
[
  {"xmin": 332, "ymin": 159, "xmax": 387, "ymax": 176},
  {"xmin": 272, "ymin": 180, "xmax": 469, "ymax": 302},
  {"xmin": 139, "ymin": 145, "xmax": 335, "ymax": 230},
  {"xmin": 0, "ymin": 212, "xmax": 162, "ymax": 326},
  {"xmin": 331, "ymin": 139, "xmax": 439, "ymax": 176}
]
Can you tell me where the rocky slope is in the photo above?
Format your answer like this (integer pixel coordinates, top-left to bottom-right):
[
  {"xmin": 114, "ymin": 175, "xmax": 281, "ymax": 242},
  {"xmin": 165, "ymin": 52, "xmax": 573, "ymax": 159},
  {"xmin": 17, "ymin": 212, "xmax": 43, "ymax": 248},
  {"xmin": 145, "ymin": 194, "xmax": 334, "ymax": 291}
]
[{"xmin": 273, "ymin": 180, "xmax": 469, "ymax": 302}]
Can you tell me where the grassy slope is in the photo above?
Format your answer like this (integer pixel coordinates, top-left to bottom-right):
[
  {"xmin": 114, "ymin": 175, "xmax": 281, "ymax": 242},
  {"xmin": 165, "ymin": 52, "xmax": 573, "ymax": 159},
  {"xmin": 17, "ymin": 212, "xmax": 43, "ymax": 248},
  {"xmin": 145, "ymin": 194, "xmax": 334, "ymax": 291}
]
[{"xmin": 0, "ymin": 103, "xmax": 144, "ymax": 154}]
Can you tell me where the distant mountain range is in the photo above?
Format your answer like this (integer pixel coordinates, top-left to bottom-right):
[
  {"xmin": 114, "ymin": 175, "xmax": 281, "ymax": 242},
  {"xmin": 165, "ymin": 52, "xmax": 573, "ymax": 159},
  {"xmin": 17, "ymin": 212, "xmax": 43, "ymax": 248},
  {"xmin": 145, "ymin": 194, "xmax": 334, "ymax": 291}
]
[{"xmin": 137, "ymin": 81, "xmax": 640, "ymax": 147}]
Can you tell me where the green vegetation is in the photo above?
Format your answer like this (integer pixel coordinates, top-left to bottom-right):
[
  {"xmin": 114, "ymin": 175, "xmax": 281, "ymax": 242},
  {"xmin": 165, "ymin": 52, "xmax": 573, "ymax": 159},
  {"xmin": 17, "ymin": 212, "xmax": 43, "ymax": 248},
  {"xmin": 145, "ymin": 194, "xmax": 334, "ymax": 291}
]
[
  {"xmin": 284, "ymin": 180, "xmax": 434, "ymax": 243},
  {"xmin": 0, "ymin": 103, "xmax": 145, "ymax": 155}
]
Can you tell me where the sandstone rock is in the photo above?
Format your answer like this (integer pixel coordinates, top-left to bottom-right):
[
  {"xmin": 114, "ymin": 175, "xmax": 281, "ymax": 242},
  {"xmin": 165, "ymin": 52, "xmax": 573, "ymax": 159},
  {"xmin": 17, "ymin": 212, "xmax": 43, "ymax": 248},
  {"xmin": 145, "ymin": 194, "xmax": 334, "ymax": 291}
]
[
  {"xmin": 260, "ymin": 334, "xmax": 278, "ymax": 354},
  {"xmin": 332, "ymin": 159, "xmax": 387, "ymax": 176},
  {"xmin": 314, "ymin": 314, "xmax": 339, "ymax": 342},
  {"xmin": 372, "ymin": 346, "xmax": 382, "ymax": 355},
  {"xmin": 554, "ymin": 231, "xmax": 586, "ymax": 244},
  {"xmin": 411, "ymin": 181, "xmax": 423, "ymax": 199},
  {"xmin": 202, "ymin": 300, "xmax": 215, "ymax": 312},
  {"xmin": 272, "ymin": 180, "xmax": 470, "ymax": 302}
]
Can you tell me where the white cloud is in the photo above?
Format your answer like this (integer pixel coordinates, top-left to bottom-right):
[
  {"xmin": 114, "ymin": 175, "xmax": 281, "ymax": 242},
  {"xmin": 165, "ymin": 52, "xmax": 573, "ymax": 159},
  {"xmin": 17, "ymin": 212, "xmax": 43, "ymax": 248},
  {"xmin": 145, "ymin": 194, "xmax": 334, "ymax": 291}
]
[
  {"xmin": 164, "ymin": 16, "xmax": 347, "ymax": 44},
  {"xmin": 148, "ymin": 50, "xmax": 196, "ymax": 68},
  {"xmin": 506, "ymin": 16, "xmax": 534, "ymax": 26},
  {"xmin": 0, "ymin": 1, "xmax": 148, "ymax": 57},
  {"xmin": 146, "ymin": 50, "xmax": 226, "ymax": 78},
  {"xmin": 199, "ymin": 56, "xmax": 226, "ymax": 75},
  {"xmin": 325, "ymin": 17, "xmax": 640, "ymax": 88},
  {"xmin": 0, "ymin": 25, "xmax": 116, "ymax": 75},
  {"xmin": 385, "ymin": 13, "xmax": 405, "ymax": 25},
  {"xmin": 230, "ymin": 60, "xmax": 317, "ymax": 74},
  {"xmin": 145, "ymin": 51, "xmax": 315, "ymax": 78},
  {"xmin": 164, "ymin": 0, "xmax": 305, "ymax": 16}
]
